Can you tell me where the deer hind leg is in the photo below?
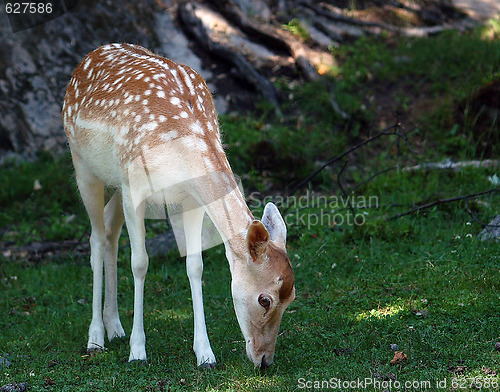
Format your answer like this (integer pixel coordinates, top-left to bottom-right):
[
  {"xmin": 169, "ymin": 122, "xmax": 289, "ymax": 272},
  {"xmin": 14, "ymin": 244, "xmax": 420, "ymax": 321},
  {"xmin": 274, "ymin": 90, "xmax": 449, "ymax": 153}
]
[
  {"xmin": 183, "ymin": 206, "xmax": 216, "ymax": 368},
  {"xmin": 73, "ymin": 154, "xmax": 106, "ymax": 352},
  {"xmin": 103, "ymin": 191, "xmax": 126, "ymax": 341},
  {"xmin": 121, "ymin": 188, "xmax": 148, "ymax": 362}
]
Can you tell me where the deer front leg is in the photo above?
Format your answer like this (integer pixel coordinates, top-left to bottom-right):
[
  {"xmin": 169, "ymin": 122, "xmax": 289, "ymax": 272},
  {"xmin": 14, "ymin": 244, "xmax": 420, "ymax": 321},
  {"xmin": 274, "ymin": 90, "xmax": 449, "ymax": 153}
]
[
  {"xmin": 103, "ymin": 191, "xmax": 126, "ymax": 341},
  {"xmin": 183, "ymin": 207, "xmax": 216, "ymax": 368},
  {"xmin": 122, "ymin": 190, "xmax": 148, "ymax": 362}
]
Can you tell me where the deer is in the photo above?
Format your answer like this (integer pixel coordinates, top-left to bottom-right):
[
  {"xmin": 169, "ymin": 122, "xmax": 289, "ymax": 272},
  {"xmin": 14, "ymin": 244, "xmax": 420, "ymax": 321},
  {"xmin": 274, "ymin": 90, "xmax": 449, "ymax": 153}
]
[{"xmin": 62, "ymin": 43, "xmax": 295, "ymax": 368}]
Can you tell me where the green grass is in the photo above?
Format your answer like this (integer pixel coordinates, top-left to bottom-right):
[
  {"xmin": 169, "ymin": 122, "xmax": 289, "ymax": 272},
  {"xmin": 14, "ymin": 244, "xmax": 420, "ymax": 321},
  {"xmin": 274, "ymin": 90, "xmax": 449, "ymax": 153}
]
[
  {"xmin": 0, "ymin": 152, "xmax": 88, "ymax": 246},
  {"xmin": 1, "ymin": 26, "xmax": 500, "ymax": 391},
  {"xmin": 1, "ymin": 153, "xmax": 498, "ymax": 392}
]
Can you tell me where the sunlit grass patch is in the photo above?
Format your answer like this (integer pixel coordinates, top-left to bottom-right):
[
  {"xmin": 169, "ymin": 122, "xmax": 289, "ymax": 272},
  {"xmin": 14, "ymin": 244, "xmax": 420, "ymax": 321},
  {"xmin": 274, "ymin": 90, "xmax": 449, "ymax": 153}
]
[{"xmin": 355, "ymin": 301, "xmax": 408, "ymax": 321}]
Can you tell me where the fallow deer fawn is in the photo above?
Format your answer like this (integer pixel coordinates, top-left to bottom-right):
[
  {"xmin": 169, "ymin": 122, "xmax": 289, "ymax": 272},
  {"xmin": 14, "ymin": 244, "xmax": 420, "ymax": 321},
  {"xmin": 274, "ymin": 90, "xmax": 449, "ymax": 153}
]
[{"xmin": 62, "ymin": 43, "xmax": 295, "ymax": 368}]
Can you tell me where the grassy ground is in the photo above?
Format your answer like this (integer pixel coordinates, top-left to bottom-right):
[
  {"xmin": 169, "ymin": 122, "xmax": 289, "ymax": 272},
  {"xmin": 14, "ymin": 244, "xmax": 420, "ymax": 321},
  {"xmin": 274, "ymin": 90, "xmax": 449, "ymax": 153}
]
[{"xmin": 1, "ymin": 25, "xmax": 499, "ymax": 392}]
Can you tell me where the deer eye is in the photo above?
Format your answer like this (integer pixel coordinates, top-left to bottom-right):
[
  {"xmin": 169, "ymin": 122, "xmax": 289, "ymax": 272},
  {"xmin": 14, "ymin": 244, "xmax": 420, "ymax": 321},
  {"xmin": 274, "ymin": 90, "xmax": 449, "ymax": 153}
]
[{"xmin": 258, "ymin": 294, "xmax": 271, "ymax": 310}]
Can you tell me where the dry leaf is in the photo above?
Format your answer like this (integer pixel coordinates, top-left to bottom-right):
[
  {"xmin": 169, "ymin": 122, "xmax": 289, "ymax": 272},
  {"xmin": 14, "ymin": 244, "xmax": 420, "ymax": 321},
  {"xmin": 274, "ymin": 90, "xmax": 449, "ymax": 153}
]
[
  {"xmin": 481, "ymin": 366, "xmax": 497, "ymax": 376},
  {"xmin": 449, "ymin": 365, "xmax": 467, "ymax": 374},
  {"xmin": 390, "ymin": 351, "xmax": 408, "ymax": 366}
]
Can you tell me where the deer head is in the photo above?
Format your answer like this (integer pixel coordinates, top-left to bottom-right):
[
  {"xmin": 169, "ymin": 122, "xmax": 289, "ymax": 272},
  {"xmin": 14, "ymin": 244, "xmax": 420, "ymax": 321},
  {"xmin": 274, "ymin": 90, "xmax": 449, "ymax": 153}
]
[{"xmin": 229, "ymin": 203, "xmax": 295, "ymax": 367}]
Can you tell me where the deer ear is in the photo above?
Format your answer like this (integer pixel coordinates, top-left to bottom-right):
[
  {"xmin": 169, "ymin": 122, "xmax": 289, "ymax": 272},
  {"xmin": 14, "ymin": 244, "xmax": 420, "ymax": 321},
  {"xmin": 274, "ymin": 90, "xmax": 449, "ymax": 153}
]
[
  {"xmin": 261, "ymin": 202, "xmax": 287, "ymax": 248},
  {"xmin": 246, "ymin": 220, "xmax": 270, "ymax": 263}
]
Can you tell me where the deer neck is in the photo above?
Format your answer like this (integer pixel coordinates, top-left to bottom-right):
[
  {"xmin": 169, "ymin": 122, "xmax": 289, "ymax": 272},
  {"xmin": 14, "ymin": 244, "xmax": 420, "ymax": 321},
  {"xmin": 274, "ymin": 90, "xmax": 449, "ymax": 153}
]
[{"xmin": 197, "ymin": 173, "xmax": 253, "ymax": 265}]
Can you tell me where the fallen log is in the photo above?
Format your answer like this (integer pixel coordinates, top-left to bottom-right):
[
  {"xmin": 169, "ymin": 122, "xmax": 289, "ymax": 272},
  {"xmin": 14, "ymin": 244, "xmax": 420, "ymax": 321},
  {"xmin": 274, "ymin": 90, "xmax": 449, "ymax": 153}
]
[
  {"xmin": 177, "ymin": 2, "xmax": 279, "ymax": 105},
  {"xmin": 403, "ymin": 159, "xmax": 499, "ymax": 171},
  {"xmin": 478, "ymin": 215, "xmax": 500, "ymax": 241}
]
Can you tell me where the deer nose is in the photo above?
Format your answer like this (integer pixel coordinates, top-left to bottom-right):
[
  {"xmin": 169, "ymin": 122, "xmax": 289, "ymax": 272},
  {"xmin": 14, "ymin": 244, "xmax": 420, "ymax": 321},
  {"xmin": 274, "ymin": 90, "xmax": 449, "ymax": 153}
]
[
  {"xmin": 260, "ymin": 355, "xmax": 269, "ymax": 369},
  {"xmin": 260, "ymin": 354, "xmax": 274, "ymax": 369}
]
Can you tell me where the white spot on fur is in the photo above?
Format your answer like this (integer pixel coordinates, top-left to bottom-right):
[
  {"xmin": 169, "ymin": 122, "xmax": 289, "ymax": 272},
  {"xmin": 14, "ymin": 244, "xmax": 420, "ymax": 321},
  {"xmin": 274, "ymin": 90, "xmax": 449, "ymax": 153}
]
[
  {"xmin": 138, "ymin": 121, "xmax": 158, "ymax": 132},
  {"xmin": 170, "ymin": 69, "xmax": 183, "ymax": 93},
  {"xmin": 113, "ymin": 76, "xmax": 125, "ymax": 85},
  {"xmin": 180, "ymin": 111, "xmax": 188, "ymax": 118},
  {"xmin": 190, "ymin": 121, "xmax": 204, "ymax": 134},
  {"xmin": 159, "ymin": 115, "xmax": 167, "ymax": 122},
  {"xmin": 157, "ymin": 91, "xmax": 165, "ymax": 98},
  {"xmin": 161, "ymin": 130, "xmax": 178, "ymax": 142},
  {"xmin": 153, "ymin": 73, "xmax": 166, "ymax": 80},
  {"xmin": 170, "ymin": 97, "xmax": 180, "ymax": 106},
  {"xmin": 179, "ymin": 67, "xmax": 195, "ymax": 95}
]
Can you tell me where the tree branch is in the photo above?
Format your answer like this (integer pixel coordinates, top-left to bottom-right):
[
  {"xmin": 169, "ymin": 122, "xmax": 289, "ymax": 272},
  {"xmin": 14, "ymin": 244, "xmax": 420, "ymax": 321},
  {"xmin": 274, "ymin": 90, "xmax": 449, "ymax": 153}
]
[
  {"xmin": 336, "ymin": 158, "xmax": 357, "ymax": 217},
  {"xmin": 387, "ymin": 189, "xmax": 499, "ymax": 221},
  {"xmin": 345, "ymin": 166, "xmax": 398, "ymax": 195},
  {"xmin": 465, "ymin": 200, "xmax": 500, "ymax": 228},
  {"xmin": 288, "ymin": 122, "xmax": 406, "ymax": 196}
]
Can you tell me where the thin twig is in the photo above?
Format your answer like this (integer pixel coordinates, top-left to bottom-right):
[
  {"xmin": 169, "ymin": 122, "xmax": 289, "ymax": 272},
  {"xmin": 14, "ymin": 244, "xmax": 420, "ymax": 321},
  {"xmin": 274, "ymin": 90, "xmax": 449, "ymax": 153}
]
[
  {"xmin": 336, "ymin": 159, "xmax": 356, "ymax": 217},
  {"xmin": 346, "ymin": 166, "xmax": 398, "ymax": 195},
  {"xmin": 387, "ymin": 189, "xmax": 499, "ymax": 221},
  {"xmin": 288, "ymin": 122, "xmax": 405, "ymax": 196},
  {"xmin": 465, "ymin": 200, "xmax": 500, "ymax": 228}
]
